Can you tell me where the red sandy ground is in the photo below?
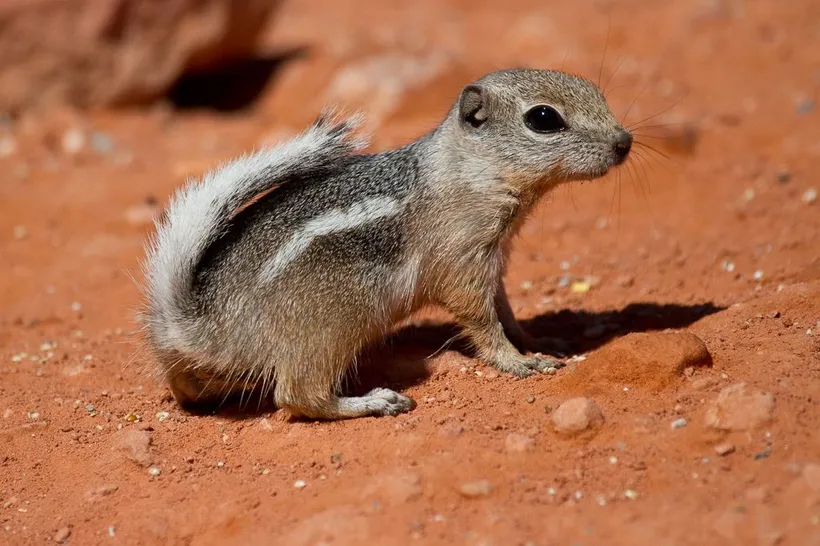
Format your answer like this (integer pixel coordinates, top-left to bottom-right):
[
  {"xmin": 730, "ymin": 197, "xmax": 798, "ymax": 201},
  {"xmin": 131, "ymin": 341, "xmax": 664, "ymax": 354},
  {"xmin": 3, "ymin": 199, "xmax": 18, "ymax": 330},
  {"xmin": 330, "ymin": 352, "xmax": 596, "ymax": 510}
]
[{"xmin": 2, "ymin": 1, "xmax": 820, "ymax": 544}]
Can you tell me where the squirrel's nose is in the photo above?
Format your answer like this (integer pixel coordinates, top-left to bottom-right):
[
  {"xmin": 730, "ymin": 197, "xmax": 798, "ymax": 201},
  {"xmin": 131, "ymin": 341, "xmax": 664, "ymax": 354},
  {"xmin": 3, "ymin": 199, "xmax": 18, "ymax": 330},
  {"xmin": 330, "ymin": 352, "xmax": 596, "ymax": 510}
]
[{"xmin": 612, "ymin": 131, "xmax": 633, "ymax": 163}]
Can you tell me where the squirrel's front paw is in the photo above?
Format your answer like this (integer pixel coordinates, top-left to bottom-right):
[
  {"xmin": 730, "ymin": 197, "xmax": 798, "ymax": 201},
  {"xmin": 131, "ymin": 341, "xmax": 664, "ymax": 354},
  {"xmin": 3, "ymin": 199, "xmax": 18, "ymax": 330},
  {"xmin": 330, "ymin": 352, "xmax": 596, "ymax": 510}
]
[{"xmin": 492, "ymin": 354, "xmax": 564, "ymax": 378}]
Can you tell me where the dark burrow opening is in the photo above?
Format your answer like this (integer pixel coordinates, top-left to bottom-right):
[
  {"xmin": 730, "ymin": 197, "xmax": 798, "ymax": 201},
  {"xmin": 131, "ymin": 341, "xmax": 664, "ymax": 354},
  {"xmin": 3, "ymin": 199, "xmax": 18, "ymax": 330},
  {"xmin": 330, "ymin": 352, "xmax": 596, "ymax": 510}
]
[{"xmin": 165, "ymin": 48, "xmax": 306, "ymax": 112}]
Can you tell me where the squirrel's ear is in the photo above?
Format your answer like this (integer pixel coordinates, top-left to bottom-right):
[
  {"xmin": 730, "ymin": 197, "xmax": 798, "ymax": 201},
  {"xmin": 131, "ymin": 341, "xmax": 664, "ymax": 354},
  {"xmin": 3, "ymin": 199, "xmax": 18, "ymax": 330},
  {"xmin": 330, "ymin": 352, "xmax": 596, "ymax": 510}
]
[{"xmin": 459, "ymin": 85, "xmax": 488, "ymax": 128}]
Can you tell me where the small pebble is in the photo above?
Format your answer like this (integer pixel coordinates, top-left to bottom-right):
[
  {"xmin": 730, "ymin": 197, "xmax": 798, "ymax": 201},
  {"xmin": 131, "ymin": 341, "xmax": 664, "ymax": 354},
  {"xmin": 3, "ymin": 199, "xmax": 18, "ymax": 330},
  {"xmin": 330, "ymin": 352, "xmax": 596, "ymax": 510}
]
[
  {"xmin": 54, "ymin": 527, "xmax": 71, "ymax": 543},
  {"xmin": 294, "ymin": 480, "xmax": 307, "ymax": 489},
  {"xmin": 91, "ymin": 132, "xmax": 115, "ymax": 154},
  {"xmin": 526, "ymin": 395, "xmax": 536, "ymax": 404},
  {"xmin": 544, "ymin": 367, "xmax": 557, "ymax": 375},
  {"xmin": 505, "ymin": 432, "xmax": 535, "ymax": 453},
  {"xmin": 608, "ymin": 456, "xmax": 618, "ymax": 465},
  {"xmin": 216, "ymin": 461, "xmax": 225, "ymax": 468},
  {"xmin": 108, "ymin": 526, "xmax": 116, "ymax": 537},
  {"xmin": 670, "ymin": 418, "xmax": 688, "ymax": 429},
  {"xmin": 802, "ymin": 188, "xmax": 817, "ymax": 204},
  {"xmin": 721, "ymin": 260, "xmax": 736, "ymax": 273},
  {"xmin": 551, "ymin": 397, "xmax": 605, "ymax": 435},
  {"xmin": 795, "ymin": 98, "xmax": 815, "ymax": 115},
  {"xmin": 742, "ymin": 188, "xmax": 756, "ymax": 201},
  {"xmin": 62, "ymin": 128, "xmax": 86, "ymax": 154},
  {"xmin": 570, "ymin": 280, "xmax": 591, "ymax": 293},
  {"xmin": 148, "ymin": 466, "xmax": 161, "ymax": 476},
  {"xmin": 0, "ymin": 135, "xmax": 17, "ymax": 157},
  {"xmin": 624, "ymin": 489, "xmax": 638, "ymax": 500},
  {"xmin": 155, "ymin": 411, "xmax": 170, "ymax": 422},
  {"xmin": 714, "ymin": 443, "xmax": 736, "ymax": 456},
  {"xmin": 28, "ymin": 411, "xmax": 40, "ymax": 420},
  {"xmin": 753, "ymin": 270, "xmax": 764, "ymax": 281},
  {"xmin": 520, "ymin": 280, "xmax": 533, "ymax": 291},
  {"xmin": 459, "ymin": 480, "xmax": 493, "ymax": 498},
  {"xmin": 70, "ymin": 302, "xmax": 82, "ymax": 312},
  {"xmin": 596, "ymin": 495, "xmax": 607, "ymax": 506}
]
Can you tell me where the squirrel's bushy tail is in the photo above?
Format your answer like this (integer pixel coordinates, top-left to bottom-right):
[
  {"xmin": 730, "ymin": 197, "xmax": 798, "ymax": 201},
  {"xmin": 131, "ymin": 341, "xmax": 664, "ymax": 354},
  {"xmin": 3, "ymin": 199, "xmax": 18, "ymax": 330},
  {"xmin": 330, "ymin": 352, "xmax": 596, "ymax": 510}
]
[{"xmin": 141, "ymin": 113, "xmax": 366, "ymax": 352}]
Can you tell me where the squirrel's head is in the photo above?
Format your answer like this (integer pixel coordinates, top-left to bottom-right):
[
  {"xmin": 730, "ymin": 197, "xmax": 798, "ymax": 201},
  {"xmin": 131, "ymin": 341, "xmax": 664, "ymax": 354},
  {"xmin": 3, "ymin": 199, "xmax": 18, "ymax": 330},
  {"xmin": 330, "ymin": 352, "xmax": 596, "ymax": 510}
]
[{"xmin": 451, "ymin": 68, "xmax": 631, "ymax": 189}]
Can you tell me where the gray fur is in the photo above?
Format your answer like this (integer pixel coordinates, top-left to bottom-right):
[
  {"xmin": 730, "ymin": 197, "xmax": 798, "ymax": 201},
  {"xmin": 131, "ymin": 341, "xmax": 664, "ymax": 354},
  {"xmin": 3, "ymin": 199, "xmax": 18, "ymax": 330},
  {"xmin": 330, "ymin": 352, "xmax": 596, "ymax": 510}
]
[{"xmin": 140, "ymin": 68, "xmax": 632, "ymax": 420}]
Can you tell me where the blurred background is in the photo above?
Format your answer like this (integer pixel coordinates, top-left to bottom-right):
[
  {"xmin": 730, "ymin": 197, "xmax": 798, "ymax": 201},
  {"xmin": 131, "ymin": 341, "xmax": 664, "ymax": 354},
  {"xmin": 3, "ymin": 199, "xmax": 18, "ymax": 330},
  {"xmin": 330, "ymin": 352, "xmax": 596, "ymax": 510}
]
[{"xmin": 1, "ymin": 1, "xmax": 819, "ymax": 544}]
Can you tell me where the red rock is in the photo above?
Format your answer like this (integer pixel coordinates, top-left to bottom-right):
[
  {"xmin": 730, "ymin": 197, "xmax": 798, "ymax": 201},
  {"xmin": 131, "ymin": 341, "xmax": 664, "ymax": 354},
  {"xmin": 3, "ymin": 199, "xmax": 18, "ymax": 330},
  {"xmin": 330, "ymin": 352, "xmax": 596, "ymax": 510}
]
[
  {"xmin": 704, "ymin": 383, "xmax": 775, "ymax": 431},
  {"xmin": 562, "ymin": 331, "xmax": 712, "ymax": 395},
  {"xmin": 0, "ymin": 0, "xmax": 276, "ymax": 111},
  {"xmin": 551, "ymin": 398, "xmax": 605, "ymax": 435}
]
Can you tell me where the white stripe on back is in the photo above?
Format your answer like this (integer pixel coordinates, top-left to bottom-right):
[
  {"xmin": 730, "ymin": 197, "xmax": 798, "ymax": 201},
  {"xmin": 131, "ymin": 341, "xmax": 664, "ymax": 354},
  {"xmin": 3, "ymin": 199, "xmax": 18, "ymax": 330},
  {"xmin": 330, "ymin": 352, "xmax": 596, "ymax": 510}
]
[{"xmin": 260, "ymin": 196, "xmax": 401, "ymax": 281}]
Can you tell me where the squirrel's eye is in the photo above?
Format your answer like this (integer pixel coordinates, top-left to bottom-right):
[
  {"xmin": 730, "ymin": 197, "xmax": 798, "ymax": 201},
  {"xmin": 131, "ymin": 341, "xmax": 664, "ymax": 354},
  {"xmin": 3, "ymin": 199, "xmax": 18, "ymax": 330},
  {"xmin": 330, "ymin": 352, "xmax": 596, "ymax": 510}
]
[{"xmin": 524, "ymin": 105, "xmax": 566, "ymax": 133}]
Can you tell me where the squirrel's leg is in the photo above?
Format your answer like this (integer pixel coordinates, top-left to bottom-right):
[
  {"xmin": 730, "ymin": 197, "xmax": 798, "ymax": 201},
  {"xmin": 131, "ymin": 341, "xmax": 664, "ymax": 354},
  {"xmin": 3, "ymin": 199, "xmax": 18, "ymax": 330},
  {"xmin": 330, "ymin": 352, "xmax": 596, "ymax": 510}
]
[
  {"xmin": 439, "ymin": 264, "xmax": 559, "ymax": 377},
  {"xmin": 274, "ymin": 376, "xmax": 415, "ymax": 420},
  {"xmin": 273, "ymin": 345, "xmax": 415, "ymax": 420},
  {"xmin": 494, "ymin": 286, "xmax": 570, "ymax": 358}
]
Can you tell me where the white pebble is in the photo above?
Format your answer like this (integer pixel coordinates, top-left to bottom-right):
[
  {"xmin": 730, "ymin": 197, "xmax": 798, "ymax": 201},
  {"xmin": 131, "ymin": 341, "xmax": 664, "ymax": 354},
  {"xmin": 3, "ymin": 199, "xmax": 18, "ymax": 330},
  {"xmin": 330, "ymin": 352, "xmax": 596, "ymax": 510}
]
[
  {"xmin": 752, "ymin": 270, "xmax": 764, "ymax": 281},
  {"xmin": 28, "ymin": 411, "xmax": 40, "ymax": 419},
  {"xmin": 70, "ymin": 302, "xmax": 82, "ymax": 312},
  {"xmin": 596, "ymin": 495, "xmax": 607, "ymax": 506},
  {"xmin": 294, "ymin": 479, "xmax": 307, "ymax": 489},
  {"xmin": 670, "ymin": 418, "xmax": 688, "ymax": 429},
  {"xmin": 742, "ymin": 188, "xmax": 756, "ymax": 201},
  {"xmin": 62, "ymin": 128, "xmax": 86, "ymax": 154},
  {"xmin": 156, "ymin": 411, "xmax": 170, "ymax": 422},
  {"xmin": 721, "ymin": 260, "xmax": 736, "ymax": 273},
  {"xmin": 608, "ymin": 456, "xmax": 618, "ymax": 465},
  {"xmin": 520, "ymin": 280, "xmax": 533, "ymax": 290},
  {"xmin": 0, "ymin": 135, "xmax": 17, "ymax": 157},
  {"xmin": 108, "ymin": 526, "xmax": 116, "ymax": 537},
  {"xmin": 547, "ymin": 487, "xmax": 557, "ymax": 496},
  {"xmin": 216, "ymin": 461, "xmax": 225, "ymax": 468},
  {"xmin": 573, "ymin": 490, "xmax": 583, "ymax": 500},
  {"xmin": 148, "ymin": 466, "xmax": 161, "ymax": 476},
  {"xmin": 802, "ymin": 188, "xmax": 817, "ymax": 204},
  {"xmin": 624, "ymin": 489, "xmax": 638, "ymax": 500}
]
